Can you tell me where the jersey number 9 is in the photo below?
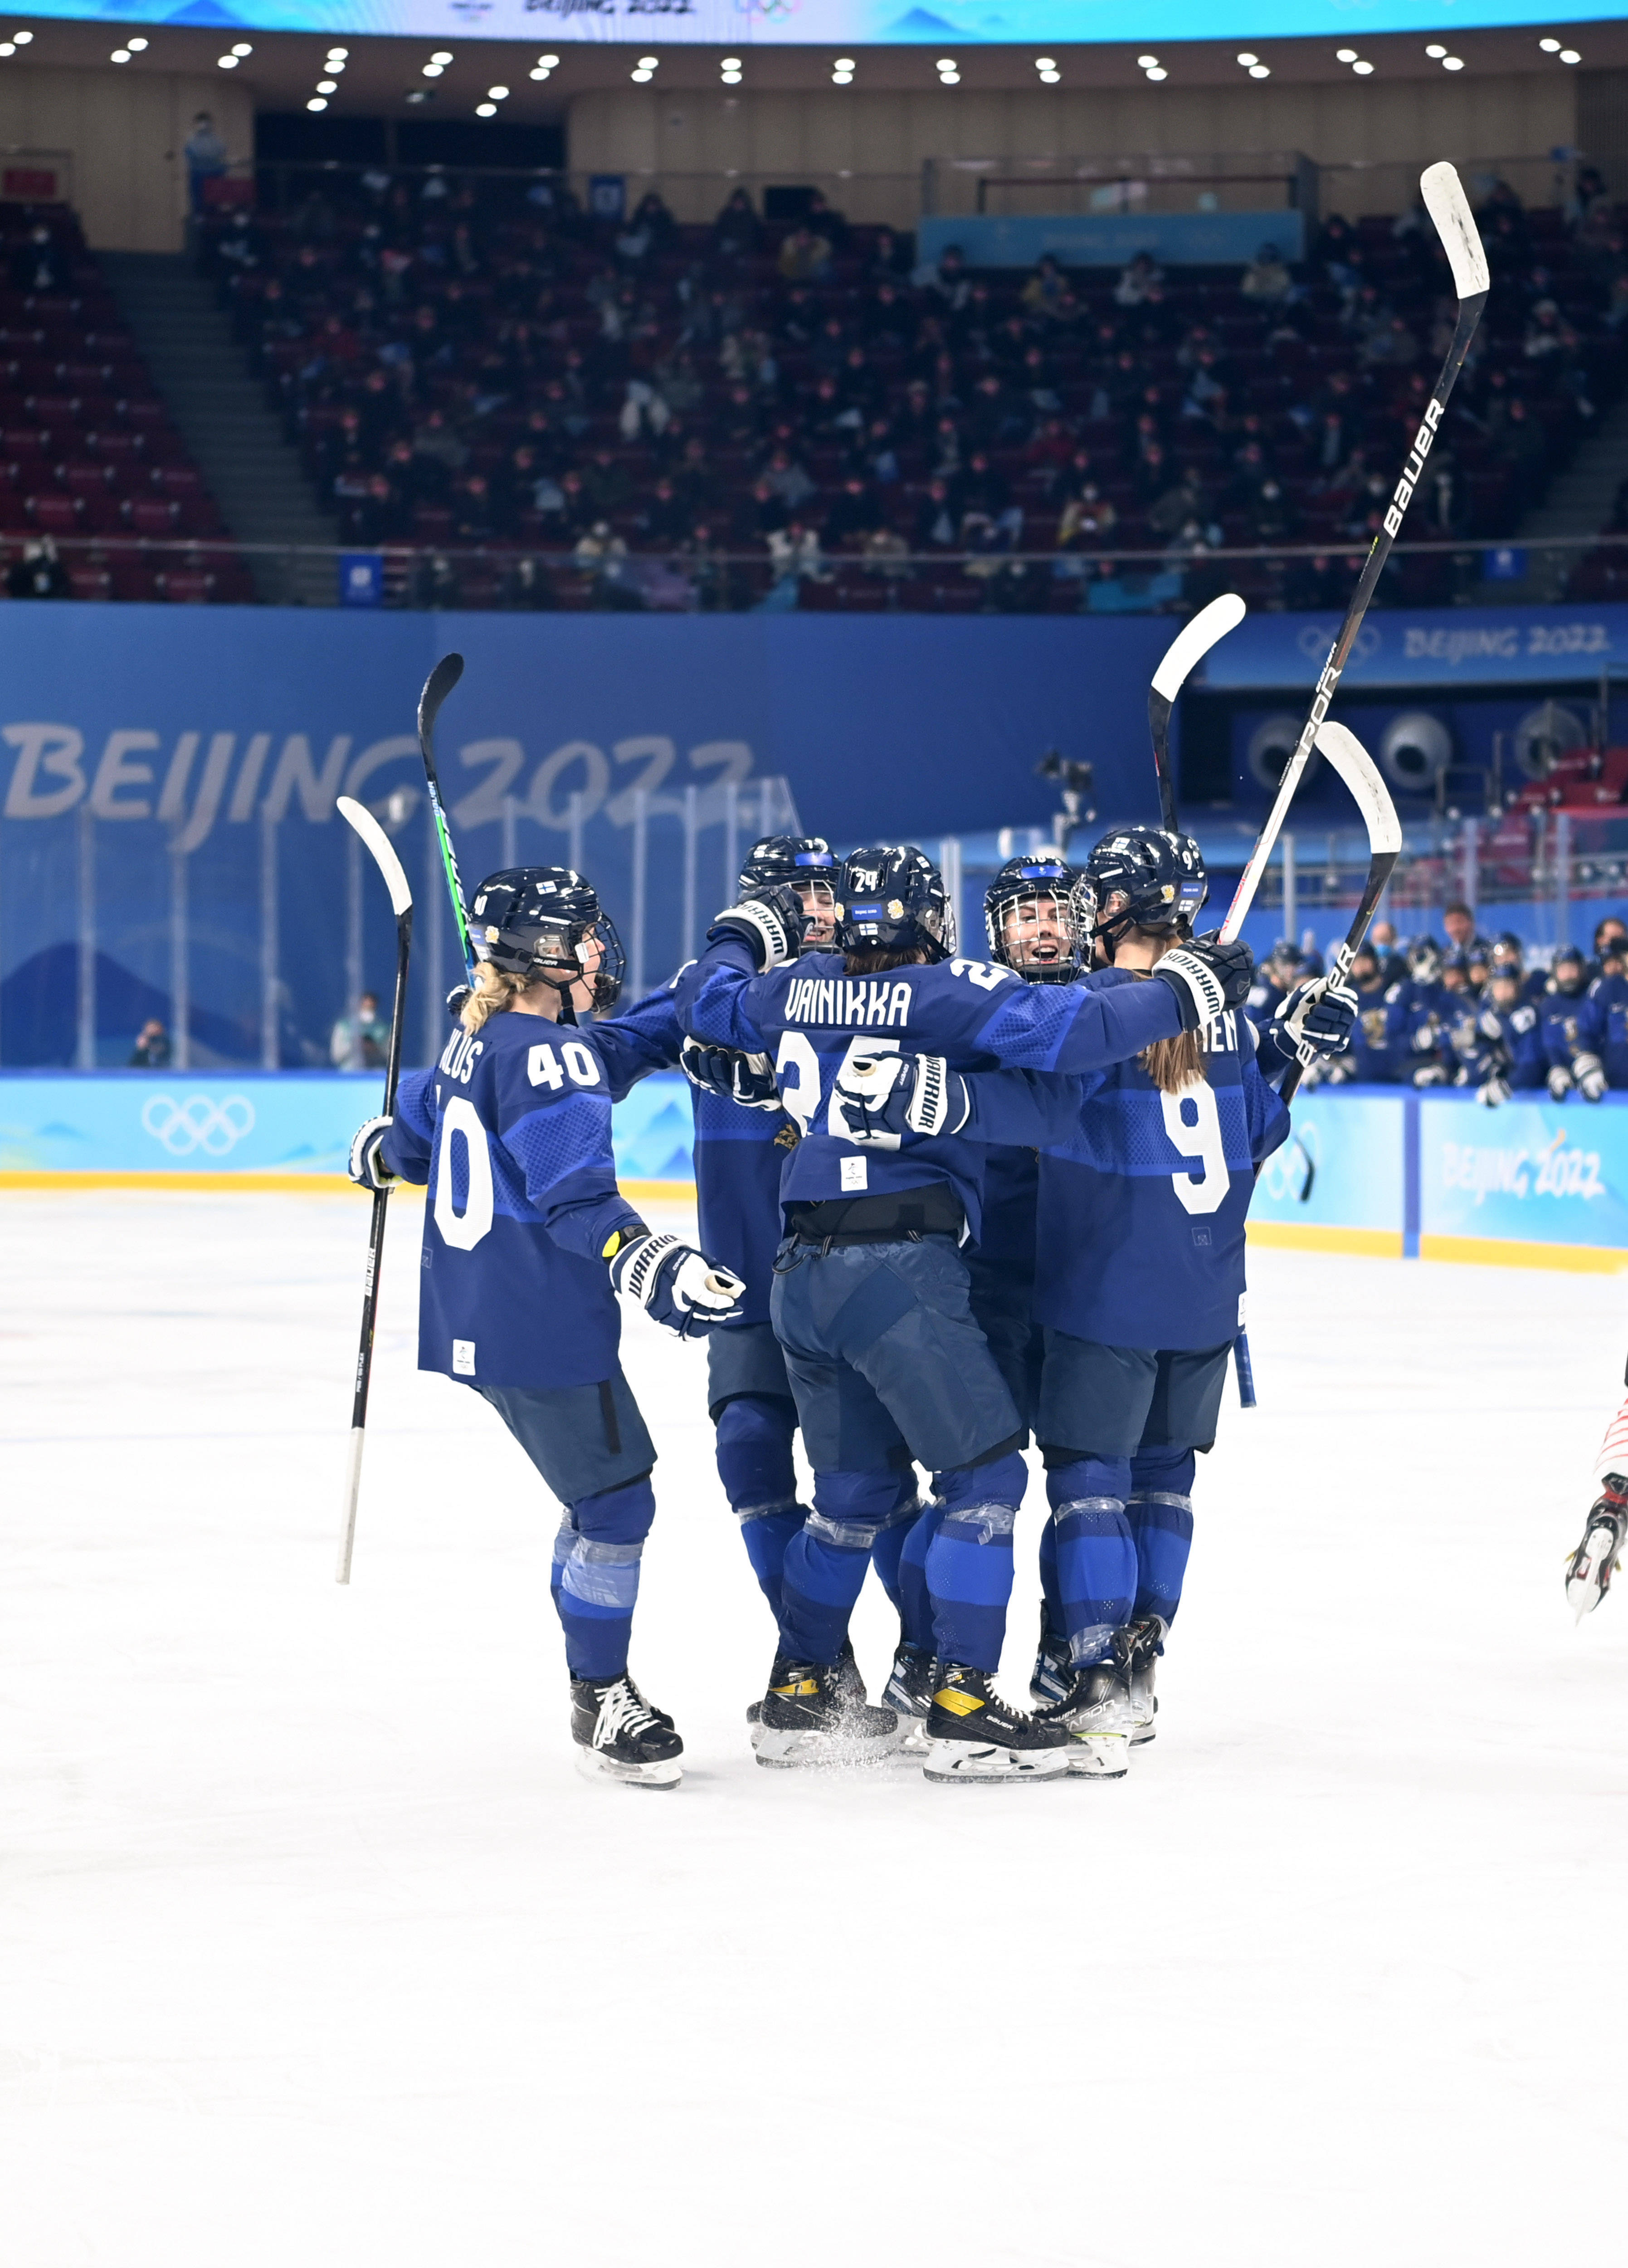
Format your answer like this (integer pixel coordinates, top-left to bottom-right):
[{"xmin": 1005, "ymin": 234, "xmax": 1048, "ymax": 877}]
[{"xmin": 1160, "ymin": 1081, "xmax": 1230, "ymax": 1217}]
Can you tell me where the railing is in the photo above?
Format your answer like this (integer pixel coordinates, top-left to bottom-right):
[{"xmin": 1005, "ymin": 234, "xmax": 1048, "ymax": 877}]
[
  {"xmin": 921, "ymin": 151, "xmax": 1316, "ymax": 222},
  {"xmin": 6, "ymin": 530, "xmax": 1627, "ymax": 614}
]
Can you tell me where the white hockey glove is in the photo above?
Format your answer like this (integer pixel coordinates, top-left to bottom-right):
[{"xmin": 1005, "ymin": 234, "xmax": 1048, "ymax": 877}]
[
  {"xmin": 1411, "ymin": 1019, "xmax": 1441, "ymax": 1053},
  {"xmin": 349, "ymin": 1116, "xmax": 396, "ymax": 1192},
  {"xmin": 1575, "ymin": 1051, "xmax": 1609, "ymax": 1102},
  {"xmin": 1477, "ymin": 1076, "xmax": 1511, "ymax": 1107},
  {"xmin": 832, "ymin": 1050, "xmax": 970, "ymax": 1145},
  {"xmin": 1411, "ymin": 1062, "xmax": 1449, "ymax": 1088},
  {"xmin": 680, "ymin": 1037, "xmax": 781, "ymax": 1110},
  {"xmin": 608, "ymin": 1229, "xmax": 746, "ymax": 1338},
  {"xmin": 1272, "ymin": 975, "xmax": 1358, "ymax": 1059},
  {"xmin": 1548, "ymin": 1063, "xmax": 1575, "ymax": 1100},
  {"xmin": 705, "ymin": 883, "xmax": 809, "ymax": 972},
  {"xmin": 1154, "ymin": 934, "xmax": 1254, "ymax": 1030}
]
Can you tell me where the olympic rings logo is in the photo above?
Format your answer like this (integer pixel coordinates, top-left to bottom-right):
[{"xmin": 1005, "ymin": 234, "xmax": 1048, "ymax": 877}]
[{"xmin": 140, "ymin": 1093, "xmax": 257, "ymax": 1157}]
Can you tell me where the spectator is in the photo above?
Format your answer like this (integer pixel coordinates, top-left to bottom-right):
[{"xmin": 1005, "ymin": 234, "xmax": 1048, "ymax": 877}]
[
  {"xmin": 778, "ymin": 225, "xmax": 833, "ymax": 285},
  {"xmin": 183, "ymin": 112, "xmax": 229, "ymax": 216},
  {"xmin": 331, "ymin": 992, "xmax": 388, "ymax": 1071},
  {"xmin": 129, "ymin": 1019, "xmax": 172, "ymax": 1069},
  {"xmin": 1114, "ymin": 252, "xmax": 1163, "ymax": 308},
  {"xmin": 1587, "ymin": 917, "xmax": 1628, "ymax": 982},
  {"xmin": 1443, "ymin": 901, "xmax": 1492, "ymax": 959},
  {"xmin": 1240, "ymin": 243, "xmax": 1295, "ymax": 303},
  {"xmin": 712, "ymin": 188, "xmax": 758, "ymax": 263},
  {"xmin": 6, "ymin": 538, "xmax": 71, "ymax": 598}
]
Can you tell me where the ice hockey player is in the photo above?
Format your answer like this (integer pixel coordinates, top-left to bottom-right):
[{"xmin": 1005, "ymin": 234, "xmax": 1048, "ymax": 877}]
[
  {"xmin": 1453, "ymin": 963, "xmax": 1546, "ymax": 1102},
  {"xmin": 1306, "ymin": 941, "xmax": 1391, "ymax": 1085},
  {"xmin": 1566, "ymin": 1374, "xmax": 1628, "ymax": 1618},
  {"xmin": 1585, "ymin": 949, "xmax": 1628, "ymax": 1090},
  {"xmin": 1385, "ymin": 935, "xmax": 1455, "ymax": 1087},
  {"xmin": 1541, "ymin": 946, "xmax": 1609, "ymax": 1101},
  {"xmin": 347, "ymin": 866, "xmax": 746, "ymax": 1791},
  {"xmin": 678, "ymin": 841, "xmax": 1254, "ymax": 1781},
  {"xmin": 866, "ymin": 829, "xmax": 1351, "ymax": 1769},
  {"xmin": 596, "ymin": 836, "xmax": 920, "ymax": 1724}
]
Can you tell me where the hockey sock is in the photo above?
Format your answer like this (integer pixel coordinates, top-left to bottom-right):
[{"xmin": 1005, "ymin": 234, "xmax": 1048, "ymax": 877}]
[
  {"xmin": 553, "ymin": 1475, "xmax": 657, "ymax": 1682},
  {"xmin": 1046, "ymin": 1458, "xmax": 1136, "ymax": 1667},
  {"xmin": 780, "ymin": 1470, "xmax": 904, "ymax": 1664},
  {"xmin": 925, "ymin": 1451, "xmax": 1028, "ymax": 1673},
  {"xmin": 897, "ymin": 1495, "xmax": 945, "ymax": 1653},
  {"xmin": 866, "ymin": 1473, "xmax": 923, "ymax": 1622},
  {"xmin": 1127, "ymin": 1447, "xmax": 1195, "ymax": 1628},
  {"xmin": 714, "ymin": 1395, "xmax": 803, "ymax": 1618},
  {"xmin": 1036, "ymin": 1519, "xmax": 1066, "ymax": 1649}
]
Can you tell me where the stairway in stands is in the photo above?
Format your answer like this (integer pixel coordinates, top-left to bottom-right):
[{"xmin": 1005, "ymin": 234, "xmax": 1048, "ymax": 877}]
[
  {"xmin": 1511, "ymin": 389, "xmax": 1628, "ymax": 602},
  {"xmin": 100, "ymin": 250, "xmax": 337, "ymax": 606}
]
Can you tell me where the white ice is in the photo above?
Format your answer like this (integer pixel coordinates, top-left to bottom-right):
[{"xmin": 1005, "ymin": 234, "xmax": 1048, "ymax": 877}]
[{"xmin": 3, "ymin": 1189, "xmax": 1627, "ymax": 2268}]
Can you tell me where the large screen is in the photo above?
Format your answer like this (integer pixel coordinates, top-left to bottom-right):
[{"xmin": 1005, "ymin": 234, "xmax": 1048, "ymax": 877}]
[{"xmin": 20, "ymin": 1, "xmax": 1626, "ymax": 45}]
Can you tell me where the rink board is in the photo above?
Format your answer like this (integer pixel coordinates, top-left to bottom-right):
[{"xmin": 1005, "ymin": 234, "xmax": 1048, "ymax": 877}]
[{"xmin": 4, "ymin": 1074, "xmax": 1628, "ymax": 1272}]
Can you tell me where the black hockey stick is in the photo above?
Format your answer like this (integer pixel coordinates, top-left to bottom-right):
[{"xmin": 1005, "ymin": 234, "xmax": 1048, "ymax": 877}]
[
  {"xmin": 335, "ymin": 794, "xmax": 414, "ymax": 1586},
  {"xmin": 1219, "ymin": 163, "xmax": 1488, "ymax": 944},
  {"xmin": 417, "ymin": 651, "xmax": 474, "ymax": 983},
  {"xmin": 1148, "ymin": 592, "xmax": 1246, "ymax": 833},
  {"xmin": 1276, "ymin": 721, "xmax": 1403, "ymax": 1111}
]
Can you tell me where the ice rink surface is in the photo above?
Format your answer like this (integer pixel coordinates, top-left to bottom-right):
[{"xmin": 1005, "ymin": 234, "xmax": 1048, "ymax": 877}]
[{"xmin": 4, "ymin": 1188, "xmax": 1627, "ymax": 2268}]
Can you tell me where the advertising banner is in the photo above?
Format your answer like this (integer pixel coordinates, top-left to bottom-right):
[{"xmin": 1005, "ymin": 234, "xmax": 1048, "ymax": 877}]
[
  {"xmin": 1246, "ymin": 1087, "xmax": 1405, "ymax": 1255},
  {"xmin": 1419, "ymin": 1094, "xmax": 1628, "ymax": 1266},
  {"xmin": 1202, "ymin": 605, "xmax": 1628, "ymax": 693}
]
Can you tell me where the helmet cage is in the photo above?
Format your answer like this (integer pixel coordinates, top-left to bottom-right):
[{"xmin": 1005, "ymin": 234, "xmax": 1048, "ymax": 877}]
[
  {"xmin": 469, "ymin": 868, "xmax": 627, "ymax": 1014},
  {"xmin": 983, "ymin": 854, "xmax": 1096, "ymax": 983}
]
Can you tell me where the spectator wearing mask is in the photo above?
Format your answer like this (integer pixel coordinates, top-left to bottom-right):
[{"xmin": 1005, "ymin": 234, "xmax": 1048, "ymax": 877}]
[
  {"xmin": 129, "ymin": 1019, "xmax": 172, "ymax": 1069},
  {"xmin": 1585, "ymin": 916, "xmax": 1628, "ymax": 983},
  {"xmin": 331, "ymin": 992, "xmax": 389, "ymax": 1072},
  {"xmin": 1542, "ymin": 946, "xmax": 1609, "ymax": 1100}
]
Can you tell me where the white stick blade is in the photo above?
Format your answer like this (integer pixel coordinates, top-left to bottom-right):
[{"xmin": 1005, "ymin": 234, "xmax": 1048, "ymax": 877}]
[
  {"xmin": 336, "ymin": 1427, "xmax": 365, "ymax": 1584},
  {"xmin": 1420, "ymin": 162, "xmax": 1490, "ymax": 300},
  {"xmin": 337, "ymin": 795, "xmax": 413, "ymax": 919},
  {"xmin": 1314, "ymin": 722, "xmax": 1404, "ymax": 855},
  {"xmin": 1150, "ymin": 592, "xmax": 1248, "ymax": 702}
]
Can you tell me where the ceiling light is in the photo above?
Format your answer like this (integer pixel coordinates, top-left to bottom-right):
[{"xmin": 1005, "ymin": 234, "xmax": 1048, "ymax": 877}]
[
  {"xmin": 832, "ymin": 70, "xmax": 853, "ymax": 83},
  {"xmin": 475, "ymin": 102, "xmax": 496, "ymax": 116},
  {"xmin": 11, "ymin": 26, "xmax": 29, "ymax": 40},
  {"xmin": 128, "ymin": 36, "xmax": 149, "ymax": 51},
  {"xmin": 538, "ymin": 53, "xmax": 559, "ymax": 65},
  {"xmin": 429, "ymin": 51, "xmax": 453, "ymax": 64},
  {"xmin": 1038, "ymin": 68, "xmax": 1060, "ymax": 83},
  {"xmin": 1237, "ymin": 51, "xmax": 1258, "ymax": 64},
  {"xmin": 1425, "ymin": 42, "xmax": 1446, "ymax": 56},
  {"xmin": 326, "ymin": 60, "xmax": 345, "ymax": 74},
  {"xmin": 307, "ymin": 97, "xmax": 327, "ymax": 112},
  {"xmin": 316, "ymin": 80, "xmax": 336, "ymax": 94},
  {"xmin": 1352, "ymin": 59, "xmax": 1374, "ymax": 74},
  {"xmin": 936, "ymin": 56, "xmax": 956, "ymax": 67},
  {"xmin": 488, "ymin": 84, "xmax": 509, "ymax": 98},
  {"xmin": 637, "ymin": 54, "xmax": 658, "ymax": 67},
  {"xmin": 1336, "ymin": 47, "xmax": 1358, "ymax": 61},
  {"xmin": 1035, "ymin": 56, "xmax": 1054, "ymax": 67},
  {"xmin": 940, "ymin": 70, "xmax": 960, "ymax": 83},
  {"xmin": 112, "ymin": 48, "xmax": 131, "ymax": 63},
  {"xmin": 835, "ymin": 55, "xmax": 855, "ymax": 67},
  {"xmin": 1539, "ymin": 37, "xmax": 1561, "ymax": 51},
  {"xmin": 529, "ymin": 67, "xmax": 551, "ymax": 80},
  {"xmin": 1146, "ymin": 66, "xmax": 1168, "ymax": 81},
  {"xmin": 1561, "ymin": 49, "xmax": 1581, "ymax": 64},
  {"xmin": 1249, "ymin": 63, "xmax": 1270, "ymax": 77},
  {"xmin": 630, "ymin": 66, "xmax": 653, "ymax": 80},
  {"xmin": 1443, "ymin": 55, "xmax": 1464, "ymax": 69},
  {"xmin": 0, "ymin": 41, "xmax": 17, "ymax": 55},
  {"xmin": 422, "ymin": 63, "xmax": 443, "ymax": 77},
  {"xmin": 721, "ymin": 56, "xmax": 741, "ymax": 67},
  {"xmin": 326, "ymin": 46, "xmax": 347, "ymax": 59},
  {"xmin": 721, "ymin": 69, "xmax": 742, "ymax": 83},
  {"xmin": 1137, "ymin": 54, "xmax": 1159, "ymax": 68}
]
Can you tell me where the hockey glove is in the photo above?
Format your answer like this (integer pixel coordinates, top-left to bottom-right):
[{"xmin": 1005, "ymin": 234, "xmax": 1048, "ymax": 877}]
[
  {"xmin": 609, "ymin": 1230, "xmax": 746, "ymax": 1338},
  {"xmin": 1477, "ymin": 1076, "xmax": 1511, "ymax": 1107},
  {"xmin": 1575, "ymin": 1051, "xmax": 1609, "ymax": 1102},
  {"xmin": 348, "ymin": 1117, "xmax": 396, "ymax": 1192},
  {"xmin": 1411, "ymin": 1063, "xmax": 1449, "ymax": 1088},
  {"xmin": 1548, "ymin": 1063, "xmax": 1575, "ymax": 1100},
  {"xmin": 1272, "ymin": 975, "xmax": 1358, "ymax": 1060},
  {"xmin": 706, "ymin": 884, "xmax": 809, "ymax": 972},
  {"xmin": 446, "ymin": 983, "xmax": 472, "ymax": 1022},
  {"xmin": 832, "ymin": 1049, "xmax": 969, "ymax": 1144},
  {"xmin": 680, "ymin": 1037, "xmax": 781, "ymax": 1110},
  {"xmin": 1154, "ymin": 934, "xmax": 1255, "ymax": 1030}
]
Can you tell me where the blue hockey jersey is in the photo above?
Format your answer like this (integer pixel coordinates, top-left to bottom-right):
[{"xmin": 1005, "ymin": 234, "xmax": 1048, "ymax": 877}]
[
  {"xmin": 1540, "ymin": 984, "xmax": 1604, "ymax": 1076},
  {"xmin": 1588, "ymin": 972, "xmax": 1628, "ymax": 1089},
  {"xmin": 676, "ymin": 942, "xmax": 1184, "ymax": 1238},
  {"xmin": 381, "ymin": 1010, "xmax": 643, "ymax": 1390},
  {"xmin": 596, "ymin": 979, "xmax": 794, "ymax": 1326},
  {"xmin": 1030, "ymin": 998, "xmax": 1291, "ymax": 1350}
]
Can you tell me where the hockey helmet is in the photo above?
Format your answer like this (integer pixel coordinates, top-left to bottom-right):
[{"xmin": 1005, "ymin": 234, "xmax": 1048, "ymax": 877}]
[
  {"xmin": 1084, "ymin": 826, "xmax": 1208, "ymax": 953},
  {"xmin": 984, "ymin": 851, "xmax": 1095, "ymax": 983},
  {"xmin": 1406, "ymin": 935, "xmax": 1444, "ymax": 984},
  {"xmin": 1551, "ymin": 945, "xmax": 1588, "ymax": 996},
  {"xmin": 834, "ymin": 844, "xmax": 955, "ymax": 960},
  {"xmin": 468, "ymin": 866, "xmax": 626, "ymax": 1016},
  {"xmin": 739, "ymin": 835, "xmax": 838, "ymax": 944},
  {"xmin": 1489, "ymin": 932, "xmax": 1524, "ymax": 973}
]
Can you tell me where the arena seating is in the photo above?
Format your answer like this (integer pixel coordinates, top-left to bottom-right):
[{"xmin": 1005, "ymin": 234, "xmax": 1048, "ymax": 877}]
[{"xmin": 0, "ymin": 201, "xmax": 249, "ymax": 602}]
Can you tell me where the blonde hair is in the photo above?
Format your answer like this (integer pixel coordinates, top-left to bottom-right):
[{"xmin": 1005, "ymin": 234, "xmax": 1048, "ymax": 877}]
[
  {"xmin": 1122, "ymin": 929, "xmax": 1207, "ymax": 1094},
  {"xmin": 460, "ymin": 962, "xmax": 528, "ymax": 1035}
]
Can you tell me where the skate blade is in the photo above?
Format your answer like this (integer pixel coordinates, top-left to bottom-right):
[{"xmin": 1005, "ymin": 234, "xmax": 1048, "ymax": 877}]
[
  {"xmin": 755, "ymin": 1722, "xmax": 904, "ymax": 1769},
  {"xmin": 1129, "ymin": 1723, "xmax": 1156, "ymax": 1747},
  {"xmin": 1568, "ymin": 1522, "xmax": 1621, "ymax": 1619},
  {"xmin": 1066, "ymin": 1733, "xmax": 1130, "ymax": 1779},
  {"xmin": 574, "ymin": 1746, "xmax": 682, "ymax": 1790},
  {"xmin": 921, "ymin": 1738, "xmax": 1072, "ymax": 1784}
]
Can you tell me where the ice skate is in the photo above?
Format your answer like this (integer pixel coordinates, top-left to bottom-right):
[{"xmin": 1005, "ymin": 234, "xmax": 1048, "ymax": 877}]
[
  {"xmin": 1567, "ymin": 1480, "xmax": 1628, "ymax": 1620},
  {"xmin": 748, "ymin": 1638, "xmax": 864, "ymax": 1748},
  {"xmin": 1044, "ymin": 1663, "xmax": 1131, "ymax": 1779},
  {"xmin": 1029, "ymin": 1611, "xmax": 1071, "ymax": 1707},
  {"xmin": 570, "ymin": 1675, "xmax": 683, "ymax": 1789},
  {"xmin": 755, "ymin": 1656, "xmax": 902, "ymax": 1768},
  {"xmin": 882, "ymin": 1641, "xmax": 935, "ymax": 1751},
  {"xmin": 1115, "ymin": 1616, "xmax": 1166, "ymax": 1745},
  {"xmin": 921, "ymin": 1663, "xmax": 1072, "ymax": 1784}
]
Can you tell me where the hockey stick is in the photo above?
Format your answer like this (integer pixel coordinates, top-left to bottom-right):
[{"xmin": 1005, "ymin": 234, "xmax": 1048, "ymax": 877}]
[
  {"xmin": 416, "ymin": 650, "xmax": 473, "ymax": 982},
  {"xmin": 335, "ymin": 794, "xmax": 414, "ymax": 1587},
  {"xmin": 1218, "ymin": 163, "xmax": 1488, "ymax": 946},
  {"xmin": 1276, "ymin": 721, "xmax": 1403, "ymax": 1111},
  {"xmin": 1148, "ymin": 592, "xmax": 1246, "ymax": 833}
]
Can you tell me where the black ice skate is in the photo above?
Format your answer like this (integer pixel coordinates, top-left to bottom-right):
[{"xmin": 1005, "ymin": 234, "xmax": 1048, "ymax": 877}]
[
  {"xmin": 921, "ymin": 1663, "xmax": 1072, "ymax": 1784},
  {"xmin": 1114, "ymin": 1616, "xmax": 1166, "ymax": 1745},
  {"xmin": 882, "ymin": 1642, "xmax": 935, "ymax": 1751},
  {"xmin": 1043, "ymin": 1663, "xmax": 1131, "ymax": 1780},
  {"xmin": 570, "ymin": 1674, "xmax": 683, "ymax": 1790},
  {"xmin": 755, "ymin": 1655, "xmax": 902, "ymax": 1769},
  {"xmin": 1029, "ymin": 1611, "xmax": 1072, "ymax": 1708},
  {"xmin": 1567, "ymin": 1477, "xmax": 1628, "ymax": 1620},
  {"xmin": 747, "ymin": 1638, "xmax": 865, "ymax": 1747}
]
